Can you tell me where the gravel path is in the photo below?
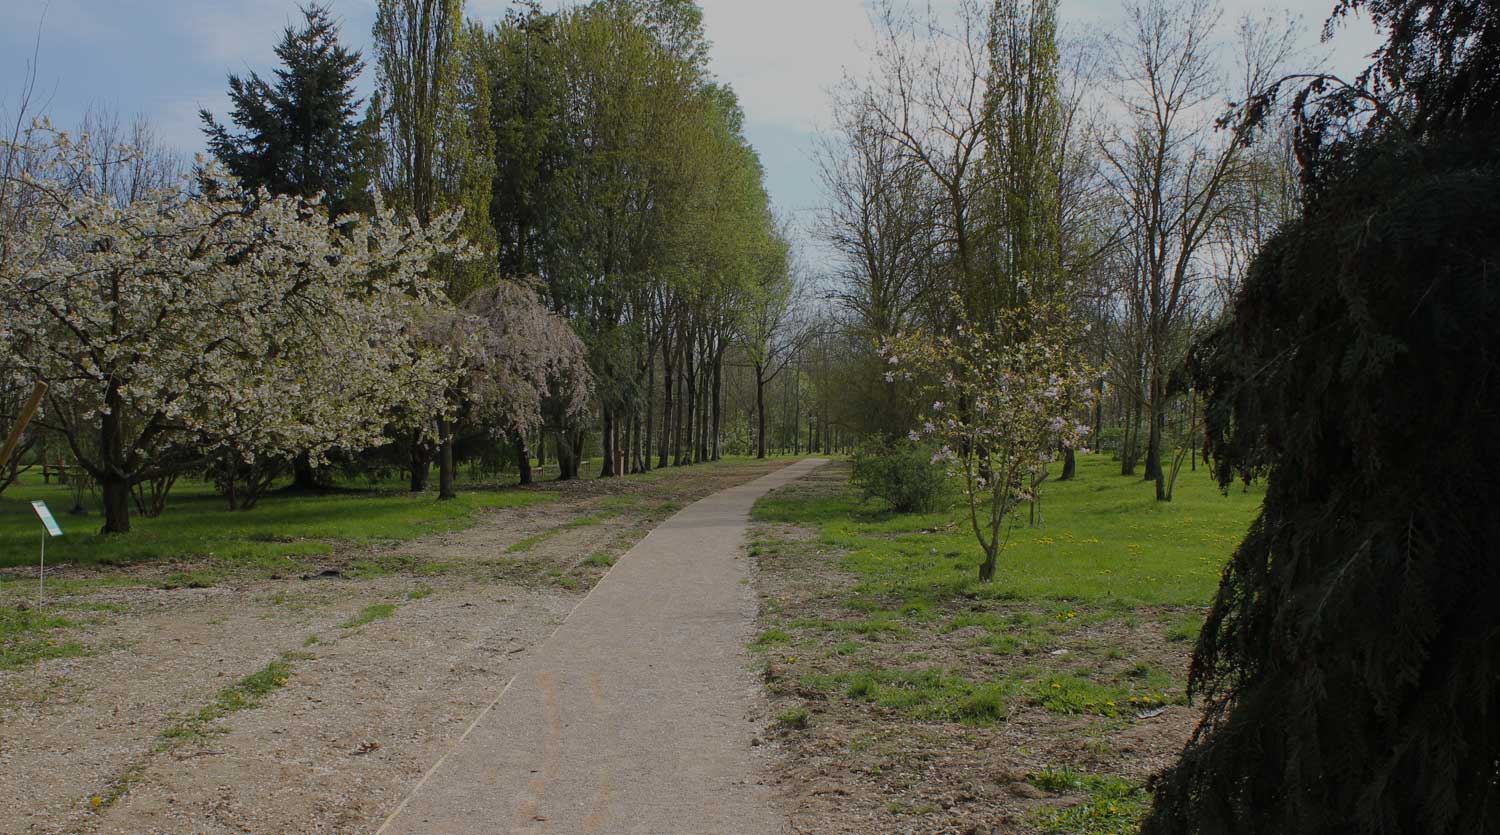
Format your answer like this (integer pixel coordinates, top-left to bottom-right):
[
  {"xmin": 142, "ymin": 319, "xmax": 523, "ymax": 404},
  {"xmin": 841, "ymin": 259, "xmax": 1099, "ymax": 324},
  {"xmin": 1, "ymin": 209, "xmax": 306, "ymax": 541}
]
[{"xmin": 376, "ymin": 458, "xmax": 827, "ymax": 835}]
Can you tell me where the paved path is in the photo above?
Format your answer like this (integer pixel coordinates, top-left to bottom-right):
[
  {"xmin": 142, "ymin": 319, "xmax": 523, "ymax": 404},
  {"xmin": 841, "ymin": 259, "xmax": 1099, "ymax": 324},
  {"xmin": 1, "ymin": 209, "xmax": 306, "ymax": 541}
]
[{"xmin": 377, "ymin": 459, "xmax": 827, "ymax": 835}]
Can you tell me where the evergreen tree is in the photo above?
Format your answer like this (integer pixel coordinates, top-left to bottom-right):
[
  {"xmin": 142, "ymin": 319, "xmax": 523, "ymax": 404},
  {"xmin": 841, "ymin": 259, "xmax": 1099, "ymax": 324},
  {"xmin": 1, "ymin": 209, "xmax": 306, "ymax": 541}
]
[
  {"xmin": 1145, "ymin": 2, "xmax": 1500, "ymax": 832},
  {"xmin": 200, "ymin": 3, "xmax": 366, "ymax": 214}
]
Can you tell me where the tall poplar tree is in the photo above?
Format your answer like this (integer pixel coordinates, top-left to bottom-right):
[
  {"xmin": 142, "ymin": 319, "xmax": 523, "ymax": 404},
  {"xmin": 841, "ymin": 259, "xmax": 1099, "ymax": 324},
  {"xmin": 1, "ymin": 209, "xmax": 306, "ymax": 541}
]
[
  {"xmin": 982, "ymin": 0, "xmax": 1064, "ymax": 323},
  {"xmin": 372, "ymin": 0, "xmax": 494, "ymax": 499}
]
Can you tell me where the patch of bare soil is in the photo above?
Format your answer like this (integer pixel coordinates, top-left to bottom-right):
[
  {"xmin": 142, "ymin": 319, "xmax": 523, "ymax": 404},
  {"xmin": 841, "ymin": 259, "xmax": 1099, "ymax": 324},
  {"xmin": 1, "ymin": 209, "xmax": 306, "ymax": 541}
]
[
  {"xmin": 748, "ymin": 467, "xmax": 1202, "ymax": 835},
  {"xmin": 0, "ymin": 457, "xmax": 789, "ymax": 835}
]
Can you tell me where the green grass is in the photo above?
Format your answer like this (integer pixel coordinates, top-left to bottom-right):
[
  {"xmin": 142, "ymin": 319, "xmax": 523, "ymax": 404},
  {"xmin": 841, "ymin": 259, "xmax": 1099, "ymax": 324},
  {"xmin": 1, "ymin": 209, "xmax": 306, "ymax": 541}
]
[
  {"xmin": 157, "ymin": 654, "xmax": 298, "ymax": 749},
  {"xmin": 0, "ymin": 606, "xmax": 87, "ymax": 669},
  {"xmin": 1164, "ymin": 611, "xmax": 1206, "ymax": 642},
  {"xmin": 803, "ymin": 667, "xmax": 1014, "ymax": 724},
  {"xmin": 1030, "ymin": 770, "xmax": 1149, "ymax": 834},
  {"xmin": 1030, "ymin": 671, "xmax": 1179, "ymax": 717},
  {"xmin": 505, "ymin": 511, "xmax": 618, "ymax": 554},
  {"xmin": 753, "ymin": 453, "xmax": 1260, "ymax": 607},
  {"xmin": 776, "ymin": 707, "xmax": 811, "ymax": 729},
  {"xmin": 582, "ymin": 552, "xmax": 616, "ymax": 568},
  {"xmin": 0, "ymin": 475, "xmax": 558, "ymax": 571},
  {"xmin": 340, "ymin": 603, "xmax": 397, "ymax": 628}
]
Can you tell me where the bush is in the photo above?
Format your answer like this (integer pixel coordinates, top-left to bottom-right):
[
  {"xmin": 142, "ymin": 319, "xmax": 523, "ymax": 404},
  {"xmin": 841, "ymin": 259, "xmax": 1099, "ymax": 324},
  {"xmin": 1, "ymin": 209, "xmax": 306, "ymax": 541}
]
[{"xmin": 851, "ymin": 441, "xmax": 950, "ymax": 513}]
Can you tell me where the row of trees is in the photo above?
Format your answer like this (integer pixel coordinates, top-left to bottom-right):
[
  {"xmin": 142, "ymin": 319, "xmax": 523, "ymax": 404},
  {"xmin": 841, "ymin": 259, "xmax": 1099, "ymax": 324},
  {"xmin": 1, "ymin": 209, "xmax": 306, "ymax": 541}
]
[
  {"xmin": 1, "ymin": 0, "xmax": 813, "ymax": 533},
  {"xmin": 811, "ymin": 0, "xmax": 1301, "ymax": 503}
]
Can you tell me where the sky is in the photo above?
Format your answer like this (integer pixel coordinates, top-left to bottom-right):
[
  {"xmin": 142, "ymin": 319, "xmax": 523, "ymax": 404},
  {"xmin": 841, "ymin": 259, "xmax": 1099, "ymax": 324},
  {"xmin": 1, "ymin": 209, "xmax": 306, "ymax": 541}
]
[{"xmin": 1, "ymin": 0, "xmax": 1383, "ymax": 271}]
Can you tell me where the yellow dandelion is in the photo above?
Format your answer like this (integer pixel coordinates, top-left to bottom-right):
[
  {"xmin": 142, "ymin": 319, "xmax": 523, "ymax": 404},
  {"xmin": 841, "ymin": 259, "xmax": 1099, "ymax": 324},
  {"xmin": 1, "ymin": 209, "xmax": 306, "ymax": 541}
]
[{"xmin": 90, "ymin": 796, "xmax": 103, "ymax": 808}]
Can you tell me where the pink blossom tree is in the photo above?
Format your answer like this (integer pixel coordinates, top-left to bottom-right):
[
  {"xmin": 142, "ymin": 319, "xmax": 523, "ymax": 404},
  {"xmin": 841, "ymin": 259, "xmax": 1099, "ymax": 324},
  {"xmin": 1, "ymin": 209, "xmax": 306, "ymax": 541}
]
[{"xmin": 884, "ymin": 301, "xmax": 1091, "ymax": 582}]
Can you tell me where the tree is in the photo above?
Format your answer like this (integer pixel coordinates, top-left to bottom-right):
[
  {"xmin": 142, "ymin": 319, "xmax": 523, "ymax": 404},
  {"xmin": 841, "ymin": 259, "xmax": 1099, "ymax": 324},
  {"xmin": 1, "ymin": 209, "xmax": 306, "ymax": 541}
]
[
  {"xmin": 200, "ymin": 3, "xmax": 367, "ymax": 215},
  {"xmin": 1144, "ymin": 1, "xmax": 1500, "ymax": 831},
  {"xmin": 738, "ymin": 227, "xmax": 802, "ymax": 459},
  {"xmin": 0, "ymin": 128, "xmax": 462, "ymax": 533},
  {"xmin": 884, "ymin": 298, "xmax": 1090, "ymax": 582},
  {"xmin": 862, "ymin": 0, "xmax": 995, "ymax": 327},
  {"xmin": 460, "ymin": 280, "xmax": 591, "ymax": 483},
  {"xmin": 983, "ymin": 0, "xmax": 1064, "ymax": 314},
  {"xmin": 1099, "ymin": 0, "xmax": 1292, "ymax": 499},
  {"xmin": 372, "ymin": 0, "xmax": 494, "ymax": 498}
]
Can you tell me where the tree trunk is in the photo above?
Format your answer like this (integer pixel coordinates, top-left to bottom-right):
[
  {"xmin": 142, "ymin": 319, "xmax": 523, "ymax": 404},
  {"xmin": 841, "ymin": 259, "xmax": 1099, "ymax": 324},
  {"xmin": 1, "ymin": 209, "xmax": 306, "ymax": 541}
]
[
  {"xmin": 978, "ymin": 545, "xmax": 998, "ymax": 583},
  {"xmin": 710, "ymin": 351, "xmax": 723, "ymax": 461},
  {"xmin": 1121, "ymin": 398, "xmax": 1140, "ymax": 476},
  {"xmin": 1144, "ymin": 373, "xmax": 1164, "ymax": 483},
  {"xmin": 644, "ymin": 349, "xmax": 655, "ymax": 472},
  {"xmin": 659, "ymin": 336, "xmax": 674, "ymax": 469},
  {"xmin": 410, "ymin": 429, "xmax": 431, "ymax": 492},
  {"xmin": 680, "ymin": 355, "xmax": 696, "ymax": 467},
  {"xmin": 291, "ymin": 454, "xmax": 324, "ymax": 492},
  {"xmin": 515, "ymin": 436, "xmax": 533, "ymax": 486},
  {"xmin": 438, "ymin": 419, "xmax": 456, "ymax": 501},
  {"xmin": 1092, "ymin": 377, "xmax": 1105, "ymax": 445},
  {"xmin": 600, "ymin": 406, "xmax": 616, "ymax": 478},
  {"xmin": 696, "ymin": 359, "xmax": 709, "ymax": 463},
  {"xmin": 1060, "ymin": 447, "xmax": 1077, "ymax": 481},
  {"xmin": 755, "ymin": 368, "xmax": 767, "ymax": 459},
  {"xmin": 537, "ymin": 430, "xmax": 547, "ymax": 468},
  {"xmin": 632, "ymin": 409, "xmax": 645, "ymax": 473},
  {"xmin": 556, "ymin": 430, "xmax": 580, "ymax": 481},
  {"xmin": 100, "ymin": 474, "xmax": 131, "ymax": 534},
  {"xmin": 792, "ymin": 366, "xmax": 801, "ymax": 455},
  {"xmin": 98, "ymin": 388, "xmax": 132, "ymax": 534}
]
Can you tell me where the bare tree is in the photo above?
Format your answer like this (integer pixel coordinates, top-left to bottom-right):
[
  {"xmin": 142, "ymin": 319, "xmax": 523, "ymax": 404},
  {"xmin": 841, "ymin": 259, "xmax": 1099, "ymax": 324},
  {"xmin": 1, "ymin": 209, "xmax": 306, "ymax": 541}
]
[
  {"xmin": 861, "ymin": 0, "xmax": 994, "ymax": 326},
  {"xmin": 1099, "ymin": 0, "xmax": 1292, "ymax": 499},
  {"xmin": 816, "ymin": 98, "xmax": 937, "ymax": 341}
]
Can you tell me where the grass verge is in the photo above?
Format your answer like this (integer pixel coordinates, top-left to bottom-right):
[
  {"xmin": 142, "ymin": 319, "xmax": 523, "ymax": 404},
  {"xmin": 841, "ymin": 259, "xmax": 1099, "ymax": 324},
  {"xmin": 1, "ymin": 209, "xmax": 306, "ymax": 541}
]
[{"xmin": 749, "ymin": 454, "xmax": 1260, "ymax": 832}]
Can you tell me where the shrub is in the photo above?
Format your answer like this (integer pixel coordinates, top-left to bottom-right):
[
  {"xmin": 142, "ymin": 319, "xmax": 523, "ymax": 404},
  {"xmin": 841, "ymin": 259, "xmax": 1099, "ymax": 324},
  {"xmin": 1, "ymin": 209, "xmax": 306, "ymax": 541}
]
[{"xmin": 850, "ymin": 441, "xmax": 950, "ymax": 513}]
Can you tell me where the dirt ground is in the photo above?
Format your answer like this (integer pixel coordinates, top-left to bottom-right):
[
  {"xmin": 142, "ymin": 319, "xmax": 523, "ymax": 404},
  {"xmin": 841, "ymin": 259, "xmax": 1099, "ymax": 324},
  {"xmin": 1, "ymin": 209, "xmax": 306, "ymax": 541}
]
[
  {"xmin": 0, "ymin": 458, "xmax": 789, "ymax": 835},
  {"xmin": 748, "ymin": 464, "xmax": 1202, "ymax": 835}
]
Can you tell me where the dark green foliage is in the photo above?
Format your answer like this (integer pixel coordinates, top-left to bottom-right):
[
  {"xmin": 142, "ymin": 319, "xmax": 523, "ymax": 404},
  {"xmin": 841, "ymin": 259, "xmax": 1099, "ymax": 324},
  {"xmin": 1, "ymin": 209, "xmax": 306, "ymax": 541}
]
[
  {"xmin": 1144, "ymin": 4, "xmax": 1500, "ymax": 832},
  {"xmin": 200, "ymin": 3, "xmax": 368, "ymax": 214},
  {"xmin": 850, "ymin": 441, "xmax": 950, "ymax": 514}
]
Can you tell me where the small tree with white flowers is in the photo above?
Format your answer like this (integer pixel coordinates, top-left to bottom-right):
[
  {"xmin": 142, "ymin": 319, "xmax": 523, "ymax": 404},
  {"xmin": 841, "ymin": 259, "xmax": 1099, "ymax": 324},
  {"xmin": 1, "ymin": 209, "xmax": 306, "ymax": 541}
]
[{"xmin": 883, "ymin": 300, "xmax": 1090, "ymax": 583}]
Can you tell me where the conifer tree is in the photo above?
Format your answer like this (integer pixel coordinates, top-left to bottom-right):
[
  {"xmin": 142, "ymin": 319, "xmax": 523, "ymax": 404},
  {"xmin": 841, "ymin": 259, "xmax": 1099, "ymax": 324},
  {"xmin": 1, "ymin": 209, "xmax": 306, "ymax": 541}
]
[
  {"xmin": 200, "ymin": 3, "xmax": 367, "ymax": 215},
  {"xmin": 1145, "ymin": 2, "xmax": 1500, "ymax": 831}
]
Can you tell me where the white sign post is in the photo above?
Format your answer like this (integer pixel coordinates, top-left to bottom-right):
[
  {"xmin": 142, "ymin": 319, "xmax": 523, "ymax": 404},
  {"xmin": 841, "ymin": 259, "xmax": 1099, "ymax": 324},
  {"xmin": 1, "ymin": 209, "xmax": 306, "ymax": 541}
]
[{"xmin": 30, "ymin": 500, "xmax": 62, "ymax": 606}]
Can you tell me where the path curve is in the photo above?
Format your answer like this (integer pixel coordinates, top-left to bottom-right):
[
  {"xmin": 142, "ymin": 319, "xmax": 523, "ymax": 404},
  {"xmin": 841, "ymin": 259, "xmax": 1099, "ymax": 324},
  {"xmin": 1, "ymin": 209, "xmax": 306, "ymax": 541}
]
[{"xmin": 377, "ymin": 458, "xmax": 828, "ymax": 835}]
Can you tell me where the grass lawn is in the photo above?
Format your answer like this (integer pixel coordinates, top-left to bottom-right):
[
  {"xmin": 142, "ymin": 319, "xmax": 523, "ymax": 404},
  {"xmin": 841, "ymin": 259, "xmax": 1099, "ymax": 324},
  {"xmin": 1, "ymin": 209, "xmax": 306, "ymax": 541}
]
[
  {"xmin": 754, "ymin": 452, "xmax": 1258, "ymax": 608},
  {"xmin": 0, "ymin": 452, "xmax": 796, "ymax": 574},
  {"xmin": 749, "ymin": 453, "xmax": 1264, "ymax": 834},
  {"xmin": 0, "ymin": 474, "xmax": 558, "ymax": 571}
]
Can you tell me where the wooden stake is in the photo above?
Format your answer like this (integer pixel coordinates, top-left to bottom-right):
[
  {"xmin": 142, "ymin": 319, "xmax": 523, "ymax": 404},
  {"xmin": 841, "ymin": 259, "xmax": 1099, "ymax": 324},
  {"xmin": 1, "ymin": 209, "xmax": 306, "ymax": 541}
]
[{"xmin": 0, "ymin": 381, "xmax": 47, "ymax": 470}]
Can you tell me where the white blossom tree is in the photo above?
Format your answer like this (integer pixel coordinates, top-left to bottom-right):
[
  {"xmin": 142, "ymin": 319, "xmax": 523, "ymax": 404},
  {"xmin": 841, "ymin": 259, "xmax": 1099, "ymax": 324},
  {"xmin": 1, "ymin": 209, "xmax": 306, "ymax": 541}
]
[
  {"xmin": 884, "ymin": 299, "xmax": 1092, "ymax": 582},
  {"xmin": 462, "ymin": 279, "xmax": 591, "ymax": 483},
  {"xmin": 0, "ymin": 126, "xmax": 465, "ymax": 531}
]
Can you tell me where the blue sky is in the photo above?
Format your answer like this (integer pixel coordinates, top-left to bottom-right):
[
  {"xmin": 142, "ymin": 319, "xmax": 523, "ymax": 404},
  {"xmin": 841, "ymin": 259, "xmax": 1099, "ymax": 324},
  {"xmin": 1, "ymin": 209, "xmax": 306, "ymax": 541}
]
[{"xmin": 2, "ymin": 0, "xmax": 1381, "ymax": 272}]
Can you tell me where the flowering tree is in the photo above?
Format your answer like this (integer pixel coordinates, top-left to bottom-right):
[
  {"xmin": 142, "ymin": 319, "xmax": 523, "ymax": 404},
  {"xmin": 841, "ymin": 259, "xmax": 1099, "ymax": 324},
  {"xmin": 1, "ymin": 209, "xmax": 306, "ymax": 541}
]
[
  {"xmin": 883, "ymin": 303, "xmax": 1090, "ymax": 582},
  {"xmin": 463, "ymin": 280, "xmax": 591, "ymax": 439},
  {"xmin": 0, "ymin": 126, "xmax": 465, "ymax": 531},
  {"xmin": 409, "ymin": 278, "xmax": 590, "ymax": 497}
]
